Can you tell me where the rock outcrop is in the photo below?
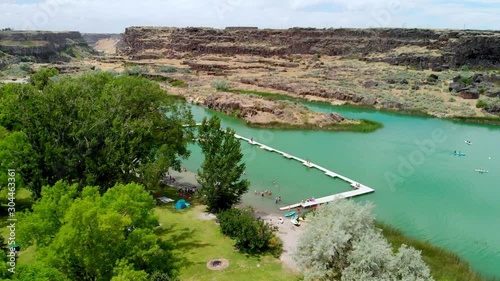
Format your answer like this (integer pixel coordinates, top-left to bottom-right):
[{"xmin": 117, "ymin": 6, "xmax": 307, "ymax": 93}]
[
  {"xmin": 199, "ymin": 92, "xmax": 348, "ymax": 127},
  {"xmin": 120, "ymin": 27, "xmax": 500, "ymax": 69},
  {"xmin": 0, "ymin": 30, "xmax": 94, "ymax": 63}
]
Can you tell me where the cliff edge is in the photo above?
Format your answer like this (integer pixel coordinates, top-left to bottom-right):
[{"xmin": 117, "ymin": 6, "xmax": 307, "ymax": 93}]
[
  {"xmin": 0, "ymin": 30, "xmax": 94, "ymax": 68},
  {"xmin": 120, "ymin": 27, "xmax": 500, "ymax": 69}
]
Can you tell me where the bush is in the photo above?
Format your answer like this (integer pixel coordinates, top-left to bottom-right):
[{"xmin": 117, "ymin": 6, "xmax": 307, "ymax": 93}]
[
  {"xmin": 30, "ymin": 67, "xmax": 59, "ymax": 89},
  {"xmin": 156, "ymin": 66, "xmax": 178, "ymax": 73},
  {"xmin": 213, "ymin": 79, "xmax": 230, "ymax": 91},
  {"xmin": 448, "ymin": 97, "xmax": 456, "ymax": 102},
  {"xmin": 460, "ymin": 77, "xmax": 473, "ymax": 85},
  {"xmin": 177, "ymin": 68, "xmax": 192, "ymax": 74},
  {"xmin": 124, "ymin": 66, "xmax": 149, "ymax": 76},
  {"xmin": 476, "ymin": 100, "xmax": 488, "ymax": 108},
  {"xmin": 217, "ymin": 207, "xmax": 281, "ymax": 255},
  {"xmin": 170, "ymin": 80, "xmax": 185, "ymax": 87}
]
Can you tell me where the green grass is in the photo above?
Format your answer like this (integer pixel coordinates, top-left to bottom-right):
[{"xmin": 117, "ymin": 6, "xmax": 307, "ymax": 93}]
[
  {"xmin": 377, "ymin": 222, "xmax": 491, "ymax": 281},
  {"xmin": 446, "ymin": 116, "xmax": 500, "ymax": 126},
  {"xmin": 154, "ymin": 189, "xmax": 300, "ymax": 281},
  {"xmin": 248, "ymin": 119, "xmax": 383, "ymax": 133}
]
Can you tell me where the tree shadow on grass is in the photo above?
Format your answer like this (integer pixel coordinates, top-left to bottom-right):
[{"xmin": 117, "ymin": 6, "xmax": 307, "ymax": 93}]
[
  {"xmin": 158, "ymin": 223, "xmax": 214, "ymax": 269},
  {"xmin": 170, "ymin": 226, "xmax": 213, "ymax": 251}
]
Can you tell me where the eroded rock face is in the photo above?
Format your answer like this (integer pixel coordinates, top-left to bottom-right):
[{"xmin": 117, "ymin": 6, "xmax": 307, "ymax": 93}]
[
  {"xmin": 459, "ymin": 91, "xmax": 480, "ymax": 99},
  {"xmin": 121, "ymin": 27, "xmax": 500, "ymax": 69},
  {"xmin": 0, "ymin": 30, "xmax": 92, "ymax": 63},
  {"xmin": 450, "ymin": 74, "xmax": 499, "ymax": 99},
  {"xmin": 484, "ymin": 104, "xmax": 500, "ymax": 115}
]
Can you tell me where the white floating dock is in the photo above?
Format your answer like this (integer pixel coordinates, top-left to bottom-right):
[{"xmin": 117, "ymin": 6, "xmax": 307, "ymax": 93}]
[{"xmin": 233, "ymin": 134, "xmax": 375, "ymax": 210}]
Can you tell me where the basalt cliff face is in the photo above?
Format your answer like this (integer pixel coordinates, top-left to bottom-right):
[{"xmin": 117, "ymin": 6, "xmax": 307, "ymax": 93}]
[
  {"xmin": 120, "ymin": 27, "xmax": 500, "ymax": 69},
  {"xmin": 0, "ymin": 30, "xmax": 92, "ymax": 68}
]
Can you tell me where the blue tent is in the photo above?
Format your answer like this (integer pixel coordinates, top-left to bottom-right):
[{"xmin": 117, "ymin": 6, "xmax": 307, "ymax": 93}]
[{"xmin": 174, "ymin": 199, "xmax": 190, "ymax": 210}]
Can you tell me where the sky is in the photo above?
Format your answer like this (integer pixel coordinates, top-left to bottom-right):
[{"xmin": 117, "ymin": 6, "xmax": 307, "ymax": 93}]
[{"xmin": 0, "ymin": 0, "xmax": 498, "ymax": 33}]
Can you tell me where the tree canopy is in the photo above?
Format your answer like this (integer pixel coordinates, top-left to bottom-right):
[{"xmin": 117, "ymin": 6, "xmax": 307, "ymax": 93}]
[
  {"xmin": 16, "ymin": 181, "xmax": 177, "ymax": 281},
  {"xmin": 0, "ymin": 70, "xmax": 194, "ymax": 196},
  {"xmin": 196, "ymin": 116, "xmax": 249, "ymax": 213},
  {"xmin": 294, "ymin": 199, "xmax": 433, "ymax": 281},
  {"xmin": 217, "ymin": 207, "xmax": 281, "ymax": 256}
]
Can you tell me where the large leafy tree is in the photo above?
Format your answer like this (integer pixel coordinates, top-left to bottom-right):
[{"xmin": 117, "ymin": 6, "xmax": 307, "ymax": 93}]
[
  {"xmin": 294, "ymin": 199, "xmax": 433, "ymax": 281},
  {"xmin": 17, "ymin": 182, "xmax": 177, "ymax": 281},
  {"xmin": 197, "ymin": 116, "xmax": 249, "ymax": 213},
  {"xmin": 0, "ymin": 71, "xmax": 193, "ymax": 196}
]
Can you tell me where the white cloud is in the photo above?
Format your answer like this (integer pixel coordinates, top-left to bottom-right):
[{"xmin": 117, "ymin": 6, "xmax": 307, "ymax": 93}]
[{"xmin": 0, "ymin": 0, "xmax": 498, "ymax": 32}]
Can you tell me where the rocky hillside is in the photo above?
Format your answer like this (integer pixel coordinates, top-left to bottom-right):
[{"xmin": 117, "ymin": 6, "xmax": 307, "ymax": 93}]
[
  {"xmin": 120, "ymin": 27, "xmax": 500, "ymax": 70},
  {"xmin": 0, "ymin": 30, "xmax": 94, "ymax": 68}
]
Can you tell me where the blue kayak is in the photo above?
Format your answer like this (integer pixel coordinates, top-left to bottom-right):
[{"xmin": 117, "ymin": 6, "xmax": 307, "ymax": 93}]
[
  {"xmin": 453, "ymin": 152, "xmax": 466, "ymax": 156},
  {"xmin": 284, "ymin": 211, "xmax": 296, "ymax": 217}
]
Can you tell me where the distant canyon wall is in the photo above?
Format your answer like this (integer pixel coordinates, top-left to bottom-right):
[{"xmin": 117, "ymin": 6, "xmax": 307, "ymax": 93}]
[
  {"xmin": 0, "ymin": 30, "xmax": 90, "ymax": 67},
  {"xmin": 120, "ymin": 27, "xmax": 500, "ymax": 69}
]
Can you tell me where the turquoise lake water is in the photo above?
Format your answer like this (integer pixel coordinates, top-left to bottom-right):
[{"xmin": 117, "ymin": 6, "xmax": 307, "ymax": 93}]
[{"xmin": 182, "ymin": 104, "xmax": 500, "ymax": 278}]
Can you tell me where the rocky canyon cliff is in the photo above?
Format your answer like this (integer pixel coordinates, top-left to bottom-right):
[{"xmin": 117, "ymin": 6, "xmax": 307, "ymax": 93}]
[{"xmin": 120, "ymin": 27, "xmax": 500, "ymax": 70}]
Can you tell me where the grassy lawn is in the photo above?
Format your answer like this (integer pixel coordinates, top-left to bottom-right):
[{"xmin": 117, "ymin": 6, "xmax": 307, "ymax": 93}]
[{"xmin": 154, "ymin": 202, "xmax": 300, "ymax": 281}]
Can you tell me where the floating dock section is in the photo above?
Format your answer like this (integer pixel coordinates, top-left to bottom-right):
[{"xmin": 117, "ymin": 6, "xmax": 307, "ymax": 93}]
[{"xmin": 233, "ymin": 134, "xmax": 375, "ymax": 210}]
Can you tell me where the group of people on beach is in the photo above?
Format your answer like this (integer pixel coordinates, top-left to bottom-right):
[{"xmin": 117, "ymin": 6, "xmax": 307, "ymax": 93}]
[{"xmin": 179, "ymin": 187, "xmax": 196, "ymax": 198}]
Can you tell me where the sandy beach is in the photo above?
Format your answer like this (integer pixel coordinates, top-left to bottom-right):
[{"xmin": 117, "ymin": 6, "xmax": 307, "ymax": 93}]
[{"xmin": 167, "ymin": 168, "xmax": 305, "ymax": 271}]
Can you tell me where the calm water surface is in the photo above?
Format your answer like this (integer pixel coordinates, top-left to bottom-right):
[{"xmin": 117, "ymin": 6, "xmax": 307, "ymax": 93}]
[{"xmin": 182, "ymin": 104, "xmax": 500, "ymax": 278}]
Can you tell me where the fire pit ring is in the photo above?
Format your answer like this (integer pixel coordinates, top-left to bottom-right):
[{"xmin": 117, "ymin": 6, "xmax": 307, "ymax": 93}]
[{"xmin": 206, "ymin": 258, "xmax": 229, "ymax": 270}]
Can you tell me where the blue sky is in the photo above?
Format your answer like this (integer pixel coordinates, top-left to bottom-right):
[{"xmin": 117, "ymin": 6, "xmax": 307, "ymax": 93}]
[{"xmin": 0, "ymin": 0, "xmax": 498, "ymax": 33}]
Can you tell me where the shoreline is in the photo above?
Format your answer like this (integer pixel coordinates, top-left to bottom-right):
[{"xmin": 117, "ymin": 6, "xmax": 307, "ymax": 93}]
[
  {"xmin": 167, "ymin": 169, "xmax": 488, "ymax": 279},
  {"xmin": 167, "ymin": 169, "xmax": 305, "ymax": 271}
]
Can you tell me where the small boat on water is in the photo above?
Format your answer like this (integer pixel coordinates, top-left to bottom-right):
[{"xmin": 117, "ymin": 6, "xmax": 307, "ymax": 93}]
[
  {"xmin": 465, "ymin": 140, "xmax": 472, "ymax": 145},
  {"xmin": 284, "ymin": 211, "xmax": 296, "ymax": 217},
  {"xmin": 475, "ymin": 169, "xmax": 489, "ymax": 174},
  {"xmin": 291, "ymin": 215, "xmax": 301, "ymax": 226},
  {"xmin": 453, "ymin": 151, "xmax": 466, "ymax": 156}
]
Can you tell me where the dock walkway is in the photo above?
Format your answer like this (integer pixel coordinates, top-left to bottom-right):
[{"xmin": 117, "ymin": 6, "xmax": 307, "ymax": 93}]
[{"xmin": 233, "ymin": 134, "xmax": 374, "ymax": 210}]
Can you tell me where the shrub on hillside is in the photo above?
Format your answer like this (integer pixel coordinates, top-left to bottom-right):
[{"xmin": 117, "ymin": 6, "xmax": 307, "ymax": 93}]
[
  {"xmin": 213, "ymin": 79, "xmax": 230, "ymax": 91},
  {"xmin": 476, "ymin": 100, "xmax": 488, "ymax": 108},
  {"xmin": 124, "ymin": 66, "xmax": 149, "ymax": 76},
  {"xmin": 156, "ymin": 66, "xmax": 178, "ymax": 73},
  {"xmin": 217, "ymin": 207, "xmax": 281, "ymax": 257}
]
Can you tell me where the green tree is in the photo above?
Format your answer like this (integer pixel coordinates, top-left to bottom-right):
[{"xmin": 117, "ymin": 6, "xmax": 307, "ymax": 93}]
[
  {"xmin": 150, "ymin": 271, "xmax": 178, "ymax": 281},
  {"xmin": 197, "ymin": 116, "xmax": 249, "ymax": 213},
  {"xmin": 111, "ymin": 260, "xmax": 149, "ymax": 281},
  {"xmin": 18, "ymin": 182, "xmax": 178, "ymax": 281},
  {"xmin": 0, "ymin": 71, "xmax": 194, "ymax": 196},
  {"xmin": 29, "ymin": 67, "xmax": 58, "ymax": 89},
  {"xmin": 217, "ymin": 207, "xmax": 281, "ymax": 256},
  {"xmin": 10, "ymin": 262, "xmax": 68, "ymax": 281},
  {"xmin": 0, "ymin": 127, "xmax": 36, "ymax": 193}
]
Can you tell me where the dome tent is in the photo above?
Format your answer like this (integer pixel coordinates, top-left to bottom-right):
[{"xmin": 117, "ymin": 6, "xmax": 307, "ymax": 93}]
[{"xmin": 174, "ymin": 199, "xmax": 190, "ymax": 210}]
